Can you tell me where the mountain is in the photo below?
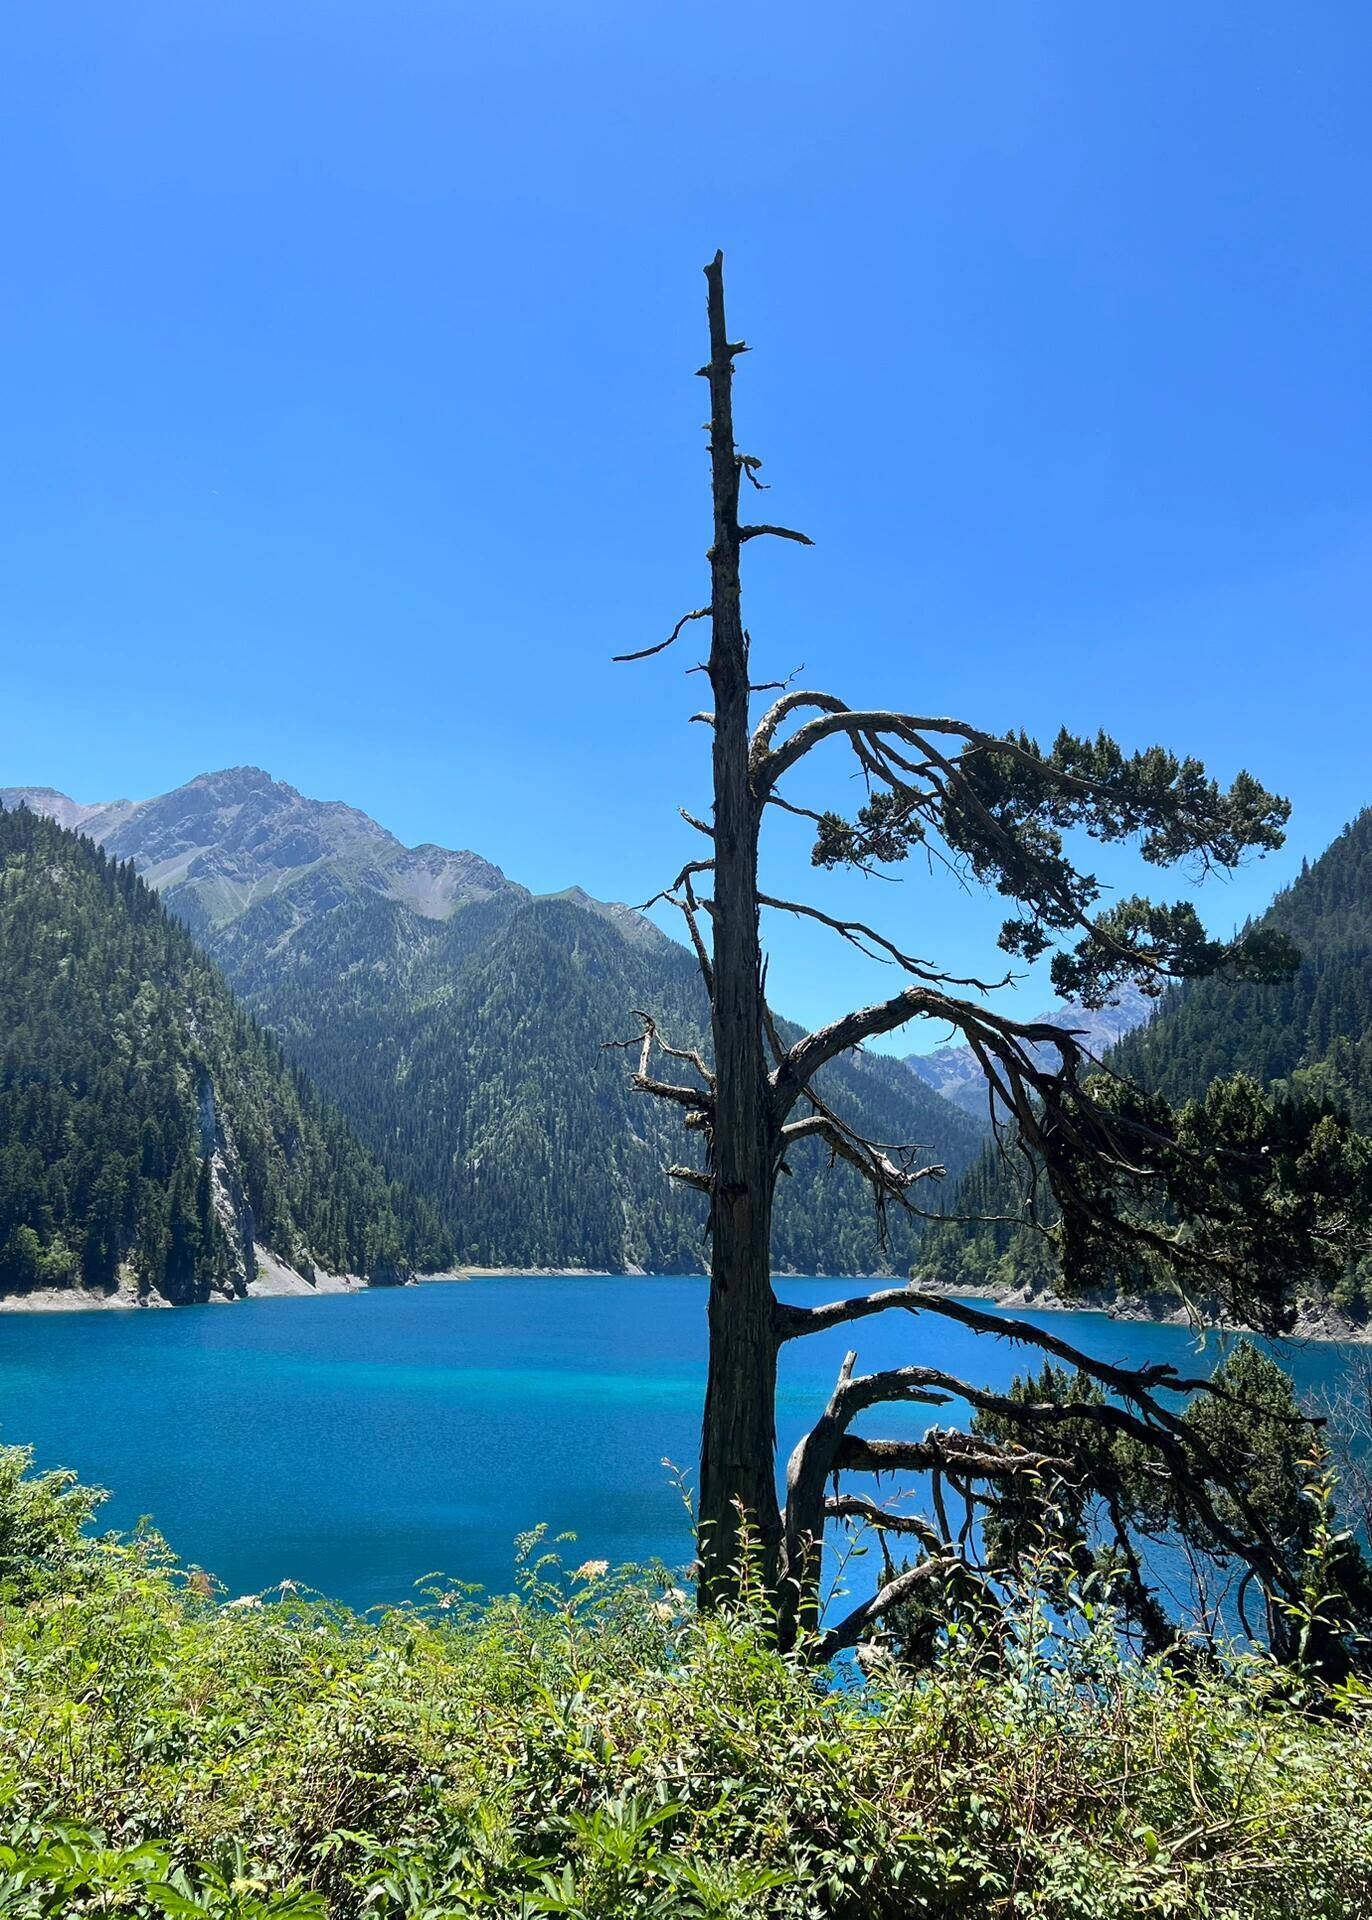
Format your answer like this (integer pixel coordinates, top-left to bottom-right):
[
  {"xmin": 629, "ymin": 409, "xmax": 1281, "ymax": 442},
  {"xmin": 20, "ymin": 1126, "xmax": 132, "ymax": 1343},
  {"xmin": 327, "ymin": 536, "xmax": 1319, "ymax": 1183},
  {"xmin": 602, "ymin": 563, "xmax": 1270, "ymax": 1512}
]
[
  {"xmin": 24, "ymin": 765, "xmax": 524, "ymax": 939},
  {"xmin": 921, "ymin": 809, "xmax": 1372, "ymax": 1301},
  {"xmin": 904, "ymin": 984, "xmax": 1153, "ymax": 1120},
  {"xmin": 211, "ymin": 887, "xmax": 980, "ymax": 1273},
  {"xmin": 0, "ymin": 785, "xmax": 138, "ymax": 839},
  {"xmin": 4, "ymin": 770, "xmax": 984, "ymax": 1274},
  {"xmin": 0, "ymin": 803, "xmax": 450, "ymax": 1304}
]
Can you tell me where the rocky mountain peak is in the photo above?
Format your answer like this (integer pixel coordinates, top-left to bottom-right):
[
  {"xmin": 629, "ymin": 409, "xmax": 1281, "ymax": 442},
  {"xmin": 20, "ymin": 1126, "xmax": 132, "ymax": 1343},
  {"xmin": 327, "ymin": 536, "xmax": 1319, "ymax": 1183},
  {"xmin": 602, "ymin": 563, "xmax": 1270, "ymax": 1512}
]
[
  {"xmin": 537, "ymin": 885, "xmax": 669, "ymax": 950},
  {"xmin": 3, "ymin": 770, "xmax": 528, "ymax": 936},
  {"xmin": 0, "ymin": 786, "xmax": 136, "ymax": 837},
  {"xmin": 4, "ymin": 770, "xmax": 677, "ymax": 947},
  {"xmin": 904, "ymin": 982, "xmax": 1155, "ymax": 1121}
]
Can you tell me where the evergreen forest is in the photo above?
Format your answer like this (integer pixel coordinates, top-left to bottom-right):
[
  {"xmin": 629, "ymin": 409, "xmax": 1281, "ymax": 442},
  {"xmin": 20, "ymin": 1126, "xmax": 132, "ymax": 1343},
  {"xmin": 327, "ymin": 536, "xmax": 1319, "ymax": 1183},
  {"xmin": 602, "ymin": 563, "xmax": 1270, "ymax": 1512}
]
[{"xmin": 0, "ymin": 804, "xmax": 450, "ymax": 1300}]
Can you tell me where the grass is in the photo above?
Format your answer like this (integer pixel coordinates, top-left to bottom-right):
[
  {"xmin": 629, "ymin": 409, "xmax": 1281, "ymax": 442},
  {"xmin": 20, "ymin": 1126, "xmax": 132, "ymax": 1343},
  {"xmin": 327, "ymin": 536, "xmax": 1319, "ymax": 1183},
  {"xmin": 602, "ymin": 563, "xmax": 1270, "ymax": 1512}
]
[{"xmin": 0, "ymin": 1443, "xmax": 1370, "ymax": 1915}]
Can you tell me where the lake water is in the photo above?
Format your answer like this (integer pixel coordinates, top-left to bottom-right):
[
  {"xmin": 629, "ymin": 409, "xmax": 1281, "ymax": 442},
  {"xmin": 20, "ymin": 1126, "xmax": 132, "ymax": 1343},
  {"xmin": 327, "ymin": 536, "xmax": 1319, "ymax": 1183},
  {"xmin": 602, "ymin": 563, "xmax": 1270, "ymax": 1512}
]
[{"xmin": 0, "ymin": 1275, "xmax": 1358, "ymax": 1611}]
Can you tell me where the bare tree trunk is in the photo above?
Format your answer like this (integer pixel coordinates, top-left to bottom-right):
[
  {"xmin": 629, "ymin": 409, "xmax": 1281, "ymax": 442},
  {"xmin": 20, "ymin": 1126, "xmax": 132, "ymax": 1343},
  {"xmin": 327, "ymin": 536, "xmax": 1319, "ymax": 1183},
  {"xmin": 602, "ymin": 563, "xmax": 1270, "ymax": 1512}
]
[
  {"xmin": 620, "ymin": 253, "xmax": 1339, "ymax": 1666},
  {"xmin": 697, "ymin": 252, "xmax": 781, "ymax": 1601}
]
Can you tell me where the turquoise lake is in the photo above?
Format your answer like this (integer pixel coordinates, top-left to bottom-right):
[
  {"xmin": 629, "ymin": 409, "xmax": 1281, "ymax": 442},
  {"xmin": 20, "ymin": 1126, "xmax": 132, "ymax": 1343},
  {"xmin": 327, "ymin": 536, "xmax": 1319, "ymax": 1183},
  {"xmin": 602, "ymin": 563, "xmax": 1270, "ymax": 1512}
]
[{"xmin": 0, "ymin": 1275, "xmax": 1358, "ymax": 1611}]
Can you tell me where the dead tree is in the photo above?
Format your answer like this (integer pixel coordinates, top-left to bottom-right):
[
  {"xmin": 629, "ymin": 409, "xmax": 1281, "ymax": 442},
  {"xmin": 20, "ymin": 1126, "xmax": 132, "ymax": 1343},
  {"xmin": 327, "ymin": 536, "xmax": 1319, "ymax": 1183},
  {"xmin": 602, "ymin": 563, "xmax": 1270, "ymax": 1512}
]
[{"xmin": 617, "ymin": 253, "xmax": 1372, "ymax": 1657}]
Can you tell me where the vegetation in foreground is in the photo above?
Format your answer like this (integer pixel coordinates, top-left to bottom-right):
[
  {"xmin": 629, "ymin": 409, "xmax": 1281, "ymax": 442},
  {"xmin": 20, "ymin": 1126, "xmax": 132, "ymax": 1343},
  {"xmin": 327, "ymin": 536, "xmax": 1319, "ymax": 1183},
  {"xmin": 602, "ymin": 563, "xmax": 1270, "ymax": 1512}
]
[{"xmin": 1, "ymin": 1446, "xmax": 1371, "ymax": 1917}]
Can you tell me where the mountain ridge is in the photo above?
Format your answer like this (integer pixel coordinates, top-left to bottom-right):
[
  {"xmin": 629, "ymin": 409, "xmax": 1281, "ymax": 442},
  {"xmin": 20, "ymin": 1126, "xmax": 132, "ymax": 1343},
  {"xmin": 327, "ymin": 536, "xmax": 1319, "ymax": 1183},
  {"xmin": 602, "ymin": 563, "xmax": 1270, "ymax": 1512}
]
[
  {"xmin": 4, "ymin": 768, "xmax": 983, "ymax": 1274},
  {"xmin": 904, "ymin": 983, "xmax": 1154, "ymax": 1119},
  {"xmin": 0, "ymin": 770, "xmax": 661, "ymax": 944}
]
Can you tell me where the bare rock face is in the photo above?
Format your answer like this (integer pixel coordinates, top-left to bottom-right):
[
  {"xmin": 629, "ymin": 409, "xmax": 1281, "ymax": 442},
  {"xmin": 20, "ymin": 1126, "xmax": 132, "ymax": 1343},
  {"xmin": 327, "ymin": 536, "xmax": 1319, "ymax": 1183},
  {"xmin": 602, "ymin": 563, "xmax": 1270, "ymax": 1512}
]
[
  {"xmin": 904, "ymin": 982, "xmax": 1155, "ymax": 1121},
  {"xmin": 2, "ymin": 768, "xmax": 667, "ymax": 950},
  {"xmin": 0, "ymin": 786, "xmax": 137, "ymax": 838},
  {"xmin": 2, "ymin": 768, "xmax": 527, "ymax": 937}
]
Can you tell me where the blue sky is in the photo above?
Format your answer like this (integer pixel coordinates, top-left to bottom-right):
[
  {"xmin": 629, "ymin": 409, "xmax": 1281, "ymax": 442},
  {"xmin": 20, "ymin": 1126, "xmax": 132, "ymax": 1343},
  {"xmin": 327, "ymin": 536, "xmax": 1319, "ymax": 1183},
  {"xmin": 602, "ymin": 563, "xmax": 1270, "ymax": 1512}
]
[{"xmin": 3, "ymin": 3, "xmax": 1370, "ymax": 1048}]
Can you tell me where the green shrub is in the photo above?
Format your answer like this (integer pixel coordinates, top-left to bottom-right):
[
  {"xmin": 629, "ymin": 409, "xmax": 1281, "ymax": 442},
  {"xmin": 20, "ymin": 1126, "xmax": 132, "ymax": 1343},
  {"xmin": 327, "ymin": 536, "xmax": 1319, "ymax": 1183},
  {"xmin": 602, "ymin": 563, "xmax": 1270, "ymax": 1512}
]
[
  {"xmin": 0, "ymin": 1459, "xmax": 1369, "ymax": 1915},
  {"xmin": 0, "ymin": 1441, "xmax": 108, "ymax": 1600}
]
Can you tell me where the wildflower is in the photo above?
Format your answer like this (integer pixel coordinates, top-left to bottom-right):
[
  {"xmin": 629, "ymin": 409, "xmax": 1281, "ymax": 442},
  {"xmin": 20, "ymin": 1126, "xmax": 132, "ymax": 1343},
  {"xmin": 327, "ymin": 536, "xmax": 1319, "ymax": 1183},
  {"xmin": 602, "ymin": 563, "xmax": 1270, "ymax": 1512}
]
[
  {"xmin": 572, "ymin": 1559, "xmax": 609, "ymax": 1581},
  {"xmin": 225, "ymin": 1594, "xmax": 262, "ymax": 1610}
]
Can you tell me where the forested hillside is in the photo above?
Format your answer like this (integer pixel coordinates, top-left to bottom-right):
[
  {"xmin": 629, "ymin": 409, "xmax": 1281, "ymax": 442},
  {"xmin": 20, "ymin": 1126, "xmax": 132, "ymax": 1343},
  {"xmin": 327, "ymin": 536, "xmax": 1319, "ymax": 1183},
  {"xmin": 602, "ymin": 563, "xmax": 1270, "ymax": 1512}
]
[
  {"xmin": 1109, "ymin": 809, "xmax": 1372, "ymax": 1124},
  {"xmin": 9, "ymin": 771, "xmax": 983, "ymax": 1275},
  {"xmin": 209, "ymin": 886, "xmax": 984, "ymax": 1273},
  {"xmin": 920, "ymin": 809, "xmax": 1372, "ymax": 1303},
  {"xmin": 0, "ymin": 805, "xmax": 449, "ymax": 1301}
]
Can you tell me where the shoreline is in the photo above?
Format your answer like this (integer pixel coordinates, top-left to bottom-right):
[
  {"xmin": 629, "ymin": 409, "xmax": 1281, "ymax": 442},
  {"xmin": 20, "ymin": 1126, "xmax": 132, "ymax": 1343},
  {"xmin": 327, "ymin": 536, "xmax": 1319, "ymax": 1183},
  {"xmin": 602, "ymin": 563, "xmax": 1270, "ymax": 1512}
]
[
  {"xmin": 914, "ymin": 1277, "xmax": 1372, "ymax": 1348},
  {"xmin": 0, "ymin": 1261, "xmax": 657, "ymax": 1314},
  {"xmin": 1, "ymin": 1264, "xmax": 1367, "ymax": 1347},
  {"xmin": 436, "ymin": 1265, "xmax": 646, "ymax": 1281},
  {"xmin": 0, "ymin": 1250, "xmax": 374, "ymax": 1315}
]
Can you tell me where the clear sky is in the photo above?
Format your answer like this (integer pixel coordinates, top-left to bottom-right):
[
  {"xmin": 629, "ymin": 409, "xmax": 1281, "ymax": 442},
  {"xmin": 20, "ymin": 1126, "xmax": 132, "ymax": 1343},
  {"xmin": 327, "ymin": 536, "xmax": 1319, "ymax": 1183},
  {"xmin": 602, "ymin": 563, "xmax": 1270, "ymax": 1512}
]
[{"xmin": 4, "ymin": 4, "xmax": 1370, "ymax": 1049}]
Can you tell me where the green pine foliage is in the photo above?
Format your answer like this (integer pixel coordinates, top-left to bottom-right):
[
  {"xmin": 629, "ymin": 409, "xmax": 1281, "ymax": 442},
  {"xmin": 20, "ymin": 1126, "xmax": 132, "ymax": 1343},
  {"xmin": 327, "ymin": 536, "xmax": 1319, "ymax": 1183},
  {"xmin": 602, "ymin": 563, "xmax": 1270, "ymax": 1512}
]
[
  {"xmin": 0, "ymin": 804, "xmax": 449, "ymax": 1300},
  {"xmin": 921, "ymin": 810, "xmax": 1372, "ymax": 1306},
  {"xmin": 207, "ymin": 890, "xmax": 985, "ymax": 1275}
]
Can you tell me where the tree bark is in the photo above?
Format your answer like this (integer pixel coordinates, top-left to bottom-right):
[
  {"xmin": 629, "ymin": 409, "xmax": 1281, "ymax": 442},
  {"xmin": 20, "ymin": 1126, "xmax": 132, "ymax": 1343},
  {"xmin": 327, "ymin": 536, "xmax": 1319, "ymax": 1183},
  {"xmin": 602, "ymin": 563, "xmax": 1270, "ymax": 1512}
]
[{"xmin": 697, "ymin": 252, "xmax": 782, "ymax": 1601}]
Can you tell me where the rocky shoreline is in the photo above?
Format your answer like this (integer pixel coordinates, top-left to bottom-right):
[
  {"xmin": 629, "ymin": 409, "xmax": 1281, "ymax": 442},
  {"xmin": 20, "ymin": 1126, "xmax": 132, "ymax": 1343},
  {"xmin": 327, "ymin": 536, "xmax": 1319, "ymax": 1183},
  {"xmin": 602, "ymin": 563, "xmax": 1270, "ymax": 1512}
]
[
  {"xmin": 0, "ymin": 1249, "xmax": 373, "ymax": 1313},
  {"xmin": 916, "ymin": 1277, "xmax": 1372, "ymax": 1347},
  {"xmin": 2, "ymin": 1265, "xmax": 1368, "ymax": 1347},
  {"xmin": 0, "ymin": 1260, "xmax": 644, "ymax": 1312}
]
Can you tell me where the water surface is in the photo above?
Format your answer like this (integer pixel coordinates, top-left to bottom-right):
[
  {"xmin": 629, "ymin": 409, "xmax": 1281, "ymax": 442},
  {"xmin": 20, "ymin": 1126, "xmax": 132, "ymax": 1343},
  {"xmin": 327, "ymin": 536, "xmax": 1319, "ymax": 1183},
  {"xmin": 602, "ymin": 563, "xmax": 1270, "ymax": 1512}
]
[{"xmin": 0, "ymin": 1276, "xmax": 1356, "ymax": 1609}]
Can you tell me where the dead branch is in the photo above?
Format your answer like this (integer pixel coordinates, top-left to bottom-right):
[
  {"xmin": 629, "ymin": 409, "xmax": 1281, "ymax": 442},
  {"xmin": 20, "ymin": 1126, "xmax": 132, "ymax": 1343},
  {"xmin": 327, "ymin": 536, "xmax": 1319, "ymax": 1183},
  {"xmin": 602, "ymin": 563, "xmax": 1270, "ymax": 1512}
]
[
  {"xmin": 779, "ymin": 1113, "xmax": 943, "ymax": 1206},
  {"xmin": 665, "ymin": 1164, "xmax": 713, "ymax": 1194},
  {"xmin": 825, "ymin": 1494, "xmax": 945, "ymax": 1553},
  {"xmin": 774, "ymin": 985, "xmax": 931, "ymax": 1109},
  {"xmin": 815, "ymin": 1555, "xmax": 960, "ymax": 1660},
  {"xmin": 636, "ymin": 859, "xmax": 715, "ymax": 914},
  {"xmin": 832, "ymin": 1433, "xmax": 1071, "ymax": 1478},
  {"xmin": 777, "ymin": 1286, "xmax": 1202, "ymax": 1397},
  {"xmin": 605, "ymin": 1012, "xmax": 716, "ymax": 1115},
  {"xmin": 665, "ymin": 873, "xmax": 715, "ymax": 996},
  {"xmin": 826, "ymin": 1386, "xmax": 1304, "ymax": 1617},
  {"xmin": 613, "ymin": 607, "xmax": 709, "ymax": 664},
  {"xmin": 769, "ymin": 1311, "xmax": 1309, "ymax": 1637},
  {"xmin": 758, "ymin": 891, "xmax": 1013, "ymax": 992},
  {"xmin": 739, "ymin": 523, "xmax": 814, "ymax": 546}
]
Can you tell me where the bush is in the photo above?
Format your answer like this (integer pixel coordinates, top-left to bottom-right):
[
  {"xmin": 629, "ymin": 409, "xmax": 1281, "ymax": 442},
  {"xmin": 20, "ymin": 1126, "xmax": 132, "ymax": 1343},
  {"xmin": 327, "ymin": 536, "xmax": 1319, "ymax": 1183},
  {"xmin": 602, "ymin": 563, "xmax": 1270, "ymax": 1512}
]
[
  {"xmin": 0, "ymin": 1441, "xmax": 107, "ymax": 1599},
  {"xmin": 0, "ymin": 1459, "xmax": 1369, "ymax": 1915}
]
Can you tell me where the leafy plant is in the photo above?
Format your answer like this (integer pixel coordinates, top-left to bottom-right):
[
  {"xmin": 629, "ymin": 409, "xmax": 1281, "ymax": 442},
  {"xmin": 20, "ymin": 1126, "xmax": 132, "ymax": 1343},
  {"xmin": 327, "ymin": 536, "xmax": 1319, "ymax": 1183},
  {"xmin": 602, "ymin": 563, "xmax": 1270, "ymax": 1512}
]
[{"xmin": 0, "ymin": 1447, "xmax": 1370, "ymax": 1915}]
